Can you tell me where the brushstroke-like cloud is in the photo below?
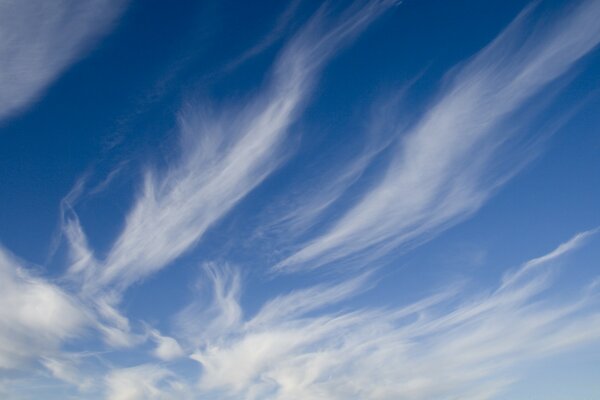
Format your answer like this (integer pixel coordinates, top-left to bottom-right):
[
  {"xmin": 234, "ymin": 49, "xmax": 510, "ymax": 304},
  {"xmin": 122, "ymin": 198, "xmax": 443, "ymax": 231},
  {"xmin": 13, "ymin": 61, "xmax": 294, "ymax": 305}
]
[
  {"xmin": 0, "ymin": 0, "xmax": 126, "ymax": 122},
  {"xmin": 104, "ymin": 364, "xmax": 188, "ymax": 400},
  {"xmin": 1, "ymin": 2, "xmax": 599, "ymax": 399},
  {"xmin": 41, "ymin": 354, "xmax": 93, "ymax": 391},
  {"xmin": 276, "ymin": 0, "xmax": 600, "ymax": 272},
  {"xmin": 185, "ymin": 230, "xmax": 600, "ymax": 399},
  {"xmin": 71, "ymin": 0, "xmax": 397, "ymax": 294}
]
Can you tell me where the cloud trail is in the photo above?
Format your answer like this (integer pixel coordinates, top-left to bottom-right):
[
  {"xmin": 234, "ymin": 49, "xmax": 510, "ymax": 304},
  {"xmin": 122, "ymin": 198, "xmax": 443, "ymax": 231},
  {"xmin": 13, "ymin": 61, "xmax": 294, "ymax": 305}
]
[
  {"xmin": 1, "ymin": 2, "xmax": 598, "ymax": 399},
  {"xmin": 183, "ymin": 230, "xmax": 600, "ymax": 400},
  {"xmin": 71, "ymin": 0, "xmax": 397, "ymax": 294},
  {"xmin": 276, "ymin": 0, "xmax": 600, "ymax": 272},
  {"xmin": 0, "ymin": 0, "xmax": 126, "ymax": 123},
  {"xmin": 41, "ymin": 354, "xmax": 94, "ymax": 392},
  {"xmin": 104, "ymin": 364, "xmax": 188, "ymax": 400}
]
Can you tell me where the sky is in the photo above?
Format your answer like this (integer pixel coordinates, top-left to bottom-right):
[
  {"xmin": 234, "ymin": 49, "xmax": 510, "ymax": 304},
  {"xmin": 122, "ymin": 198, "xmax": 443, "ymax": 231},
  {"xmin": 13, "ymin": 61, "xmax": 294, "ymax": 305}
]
[{"xmin": 0, "ymin": 0, "xmax": 600, "ymax": 399}]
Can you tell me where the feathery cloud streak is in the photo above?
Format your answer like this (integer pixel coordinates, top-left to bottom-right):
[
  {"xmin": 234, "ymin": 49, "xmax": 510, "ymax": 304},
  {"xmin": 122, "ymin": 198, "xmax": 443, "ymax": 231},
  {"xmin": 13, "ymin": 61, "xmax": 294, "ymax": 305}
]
[
  {"xmin": 2, "ymin": 230, "xmax": 597, "ymax": 398},
  {"xmin": 1, "ymin": 1, "xmax": 598, "ymax": 399},
  {"xmin": 82, "ymin": 0, "xmax": 397, "ymax": 292},
  {"xmin": 104, "ymin": 364, "xmax": 188, "ymax": 400},
  {"xmin": 276, "ymin": 0, "xmax": 600, "ymax": 272},
  {"xmin": 0, "ymin": 0, "xmax": 126, "ymax": 122},
  {"xmin": 184, "ymin": 230, "xmax": 600, "ymax": 400}
]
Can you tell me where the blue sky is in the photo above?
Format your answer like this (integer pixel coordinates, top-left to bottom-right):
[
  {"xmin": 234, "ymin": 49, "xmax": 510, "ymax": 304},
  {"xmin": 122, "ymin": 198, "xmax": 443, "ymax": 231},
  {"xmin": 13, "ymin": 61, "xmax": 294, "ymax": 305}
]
[{"xmin": 1, "ymin": 0, "xmax": 600, "ymax": 398}]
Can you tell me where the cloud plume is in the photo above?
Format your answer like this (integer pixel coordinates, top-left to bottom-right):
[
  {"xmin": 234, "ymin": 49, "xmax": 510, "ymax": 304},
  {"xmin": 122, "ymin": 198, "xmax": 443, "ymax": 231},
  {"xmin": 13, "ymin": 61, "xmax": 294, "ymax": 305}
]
[
  {"xmin": 74, "ymin": 0, "xmax": 397, "ymax": 294},
  {"xmin": 276, "ymin": 0, "xmax": 600, "ymax": 272}
]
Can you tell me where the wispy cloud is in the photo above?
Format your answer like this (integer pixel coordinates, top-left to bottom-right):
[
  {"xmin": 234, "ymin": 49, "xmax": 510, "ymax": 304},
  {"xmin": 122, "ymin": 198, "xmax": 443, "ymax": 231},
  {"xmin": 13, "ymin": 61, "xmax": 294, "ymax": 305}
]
[
  {"xmin": 221, "ymin": 0, "xmax": 302, "ymax": 74},
  {"xmin": 0, "ymin": 0, "xmax": 126, "ymax": 123},
  {"xmin": 148, "ymin": 329, "xmax": 185, "ymax": 361},
  {"xmin": 256, "ymin": 100, "xmax": 400, "ymax": 244},
  {"xmin": 184, "ymin": 230, "xmax": 600, "ymax": 399},
  {"xmin": 1, "ymin": 1, "xmax": 598, "ymax": 399},
  {"xmin": 41, "ymin": 354, "xmax": 94, "ymax": 392},
  {"xmin": 0, "ymin": 0, "xmax": 397, "ymax": 375},
  {"xmin": 70, "ymin": 0, "xmax": 397, "ymax": 294},
  {"xmin": 1, "ymin": 1, "xmax": 399, "ymax": 377},
  {"xmin": 0, "ymin": 246, "xmax": 88, "ymax": 369},
  {"xmin": 276, "ymin": 0, "xmax": 600, "ymax": 272},
  {"xmin": 104, "ymin": 364, "xmax": 188, "ymax": 400},
  {"xmin": 501, "ymin": 227, "xmax": 598, "ymax": 287}
]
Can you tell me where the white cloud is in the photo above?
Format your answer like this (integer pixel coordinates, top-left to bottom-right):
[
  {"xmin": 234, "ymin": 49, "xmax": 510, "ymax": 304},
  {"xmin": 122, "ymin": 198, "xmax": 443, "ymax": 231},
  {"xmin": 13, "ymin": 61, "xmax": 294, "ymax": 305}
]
[
  {"xmin": 185, "ymin": 230, "xmax": 600, "ymax": 399},
  {"xmin": 501, "ymin": 227, "xmax": 598, "ymax": 288},
  {"xmin": 41, "ymin": 354, "xmax": 93, "ymax": 392},
  {"xmin": 247, "ymin": 271, "xmax": 372, "ymax": 329},
  {"xmin": 0, "ymin": 0, "xmax": 126, "ymax": 122},
  {"xmin": 149, "ymin": 330, "xmax": 185, "ymax": 361},
  {"xmin": 257, "ymin": 111, "xmax": 398, "ymax": 242},
  {"xmin": 70, "ymin": 0, "xmax": 397, "ymax": 294},
  {"xmin": 94, "ymin": 302, "xmax": 142, "ymax": 348},
  {"xmin": 104, "ymin": 364, "xmax": 188, "ymax": 400},
  {"xmin": 276, "ymin": 0, "xmax": 600, "ymax": 272},
  {"xmin": 174, "ymin": 263, "xmax": 244, "ymax": 349},
  {"xmin": 1, "ymin": 2, "xmax": 598, "ymax": 399},
  {"xmin": 0, "ymin": 246, "xmax": 88, "ymax": 369}
]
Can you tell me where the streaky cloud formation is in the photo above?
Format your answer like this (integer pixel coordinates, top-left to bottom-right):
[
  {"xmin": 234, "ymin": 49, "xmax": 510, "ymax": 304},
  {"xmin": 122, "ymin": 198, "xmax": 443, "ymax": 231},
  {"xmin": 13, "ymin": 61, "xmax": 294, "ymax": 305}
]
[
  {"xmin": 501, "ymin": 227, "xmax": 598, "ymax": 288},
  {"xmin": 1, "ymin": 1, "xmax": 599, "ymax": 399},
  {"xmin": 74, "ymin": 0, "xmax": 397, "ymax": 294},
  {"xmin": 41, "ymin": 354, "xmax": 94, "ymax": 392},
  {"xmin": 184, "ymin": 230, "xmax": 600, "ymax": 400},
  {"xmin": 0, "ymin": 0, "xmax": 126, "ymax": 123},
  {"xmin": 104, "ymin": 364, "xmax": 188, "ymax": 400},
  {"xmin": 222, "ymin": 0, "xmax": 302, "ymax": 74},
  {"xmin": 257, "ymin": 101, "xmax": 400, "ymax": 243},
  {"xmin": 276, "ymin": 0, "xmax": 600, "ymax": 272}
]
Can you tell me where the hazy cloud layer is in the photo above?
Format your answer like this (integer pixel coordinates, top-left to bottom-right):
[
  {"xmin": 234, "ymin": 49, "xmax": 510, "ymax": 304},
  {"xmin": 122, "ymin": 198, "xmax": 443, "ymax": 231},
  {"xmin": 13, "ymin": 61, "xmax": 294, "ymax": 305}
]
[{"xmin": 0, "ymin": 0, "xmax": 126, "ymax": 122}]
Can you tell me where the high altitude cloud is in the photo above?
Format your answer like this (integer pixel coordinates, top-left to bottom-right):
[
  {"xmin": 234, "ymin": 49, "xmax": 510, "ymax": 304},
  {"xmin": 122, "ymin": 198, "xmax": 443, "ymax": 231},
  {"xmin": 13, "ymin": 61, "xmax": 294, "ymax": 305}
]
[
  {"xmin": 0, "ymin": 247, "xmax": 88, "ymax": 369},
  {"xmin": 1, "ymin": 1, "xmax": 599, "ymax": 399},
  {"xmin": 0, "ymin": 0, "xmax": 125, "ymax": 123},
  {"xmin": 69, "ymin": 0, "xmax": 397, "ymax": 294},
  {"xmin": 182, "ymin": 230, "xmax": 600, "ymax": 400},
  {"xmin": 41, "ymin": 354, "xmax": 94, "ymax": 392},
  {"xmin": 276, "ymin": 0, "xmax": 600, "ymax": 272},
  {"xmin": 104, "ymin": 364, "xmax": 188, "ymax": 400}
]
